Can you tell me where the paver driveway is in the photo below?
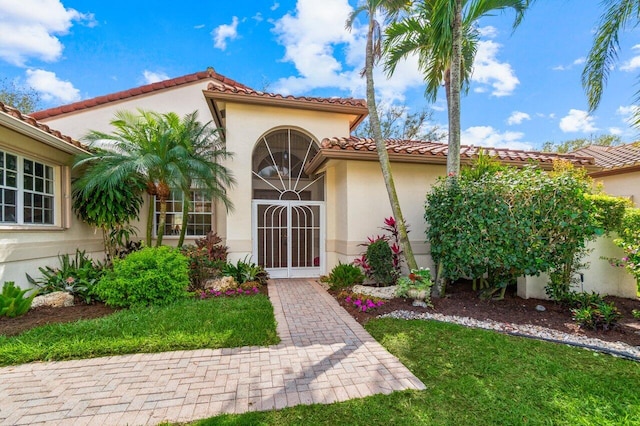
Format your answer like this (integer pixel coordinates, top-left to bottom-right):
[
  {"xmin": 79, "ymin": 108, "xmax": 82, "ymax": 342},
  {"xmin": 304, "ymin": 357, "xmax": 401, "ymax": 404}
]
[{"xmin": 0, "ymin": 279, "xmax": 425, "ymax": 425}]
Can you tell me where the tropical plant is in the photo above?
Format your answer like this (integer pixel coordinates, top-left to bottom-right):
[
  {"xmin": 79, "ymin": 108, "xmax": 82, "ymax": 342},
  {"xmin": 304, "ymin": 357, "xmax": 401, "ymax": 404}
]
[
  {"xmin": 384, "ymin": 0, "xmax": 532, "ymax": 177},
  {"xmin": 26, "ymin": 250, "xmax": 105, "ymax": 304},
  {"xmin": 74, "ymin": 109, "xmax": 235, "ymax": 247},
  {"xmin": 0, "ymin": 282, "xmax": 38, "ymax": 318},
  {"xmin": 583, "ymin": 0, "xmax": 640, "ymax": 127},
  {"xmin": 72, "ymin": 172, "xmax": 144, "ymax": 260},
  {"xmin": 222, "ymin": 257, "xmax": 269, "ymax": 286},
  {"xmin": 354, "ymin": 217, "xmax": 404, "ymax": 285},
  {"xmin": 195, "ymin": 231, "xmax": 229, "ymax": 262},
  {"xmin": 321, "ymin": 262, "xmax": 365, "ymax": 291},
  {"xmin": 346, "ymin": 0, "xmax": 418, "ymax": 272},
  {"xmin": 94, "ymin": 246, "xmax": 190, "ymax": 308},
  {"xmin": 179, "ymin": 245, "xmax": 225, "ymax": 292},
  {"xmin": 396, "ymin": 267, "xmax": 433, "ymax": 306}
]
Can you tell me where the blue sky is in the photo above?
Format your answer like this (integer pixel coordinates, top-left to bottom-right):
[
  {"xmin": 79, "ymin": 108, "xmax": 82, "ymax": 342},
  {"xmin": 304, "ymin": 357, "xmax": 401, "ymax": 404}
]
[{"xmin": 1, "ymin": 0, "xmax": 639, "ymax": 151}]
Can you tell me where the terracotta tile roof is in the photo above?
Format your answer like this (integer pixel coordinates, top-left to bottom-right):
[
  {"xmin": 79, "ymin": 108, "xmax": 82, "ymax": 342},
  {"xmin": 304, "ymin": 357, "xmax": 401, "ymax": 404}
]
[
  {"xmin": 205, "ymin": 81, "xmax": 368, "ymax": 109},
  {"xmin": 306, "ymin": 137, "xmax": 597, "ymax": 172},
  {"xmin": 573, "ymin": 143, "xmax": 640, "ymax": 170},
  {"xmin": 0, "ymin": 101, "xmax": 86, "ymax": 150},
  {"xmin": 31, "ymin": 68, "xmax": 251, "ymax": 120}
]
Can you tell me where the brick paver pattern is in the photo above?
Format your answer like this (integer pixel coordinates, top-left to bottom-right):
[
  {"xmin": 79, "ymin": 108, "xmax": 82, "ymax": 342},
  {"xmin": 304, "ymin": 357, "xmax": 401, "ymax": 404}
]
[{"xmin": 0, "ymin": 279, "xmax": 425, "ymax": 425}]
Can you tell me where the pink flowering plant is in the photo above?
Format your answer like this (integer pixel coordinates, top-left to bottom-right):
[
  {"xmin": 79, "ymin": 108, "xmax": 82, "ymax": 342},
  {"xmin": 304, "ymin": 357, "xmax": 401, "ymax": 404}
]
[
  {"xmin": 198, "ymin": 286, "xmax": 261, "ymax": 299},
  {"xmin": 354, "ymin": 217, "xmax": 405, "ymax": 286},
  {"xmin": 338, "ymin": 290, "xmax": 386, "ymax": 312}
]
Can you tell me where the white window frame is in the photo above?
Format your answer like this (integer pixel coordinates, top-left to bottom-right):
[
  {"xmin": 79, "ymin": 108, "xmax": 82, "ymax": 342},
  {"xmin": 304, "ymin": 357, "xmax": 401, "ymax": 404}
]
[
  {"xmin": 0, "ymin": 149, "xmax": 57, "ymax": 227},
  {"xmin": 154, "ymin": 189, "xmax": 213, "ymax": 238}
]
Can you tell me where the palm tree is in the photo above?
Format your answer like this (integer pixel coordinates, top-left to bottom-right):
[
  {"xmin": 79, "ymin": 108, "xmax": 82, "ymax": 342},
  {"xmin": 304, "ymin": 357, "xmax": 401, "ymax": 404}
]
[
  {"xmin": 160, "ymin": 111, "xmax": 235, "ymax": 247},
  {"xmin": 347, "ymin": 0, "xmax": 419, "ymax": 272},
  {"xmin": 583, "ymin": 0, "xmax": 640, "ymax": 128},
  {"xmin": 384, "ymin": 0, "xmax": 531, "ymax": 176},
  {"xmin": 74, "ymin": 109, "xmax": 234, "ymax": 247}
]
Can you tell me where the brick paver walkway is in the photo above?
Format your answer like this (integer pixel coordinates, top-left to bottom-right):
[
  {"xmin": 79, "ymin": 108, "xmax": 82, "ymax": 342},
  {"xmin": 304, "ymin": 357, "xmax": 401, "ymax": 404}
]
[{"xmin": 0, "ymin": 279, "xmax": 425, "ymax": 425}]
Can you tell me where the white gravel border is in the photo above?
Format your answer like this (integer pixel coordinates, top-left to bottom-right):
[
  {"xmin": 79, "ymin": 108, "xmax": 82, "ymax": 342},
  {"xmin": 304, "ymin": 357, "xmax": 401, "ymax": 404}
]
[{"xmin": 380, "ymin": 310, "xmax": 640, "ymax": 361}]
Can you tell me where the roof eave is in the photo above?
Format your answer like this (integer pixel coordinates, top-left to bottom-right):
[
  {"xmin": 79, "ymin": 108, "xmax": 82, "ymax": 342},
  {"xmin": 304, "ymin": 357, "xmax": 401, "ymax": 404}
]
[
  {"xmin": 589, "ymin": 163, "xmax": 640, "ymax": 177},
  {"xmin": 0, "ymin": 113, "xmax": 89, "ymax": 155}
]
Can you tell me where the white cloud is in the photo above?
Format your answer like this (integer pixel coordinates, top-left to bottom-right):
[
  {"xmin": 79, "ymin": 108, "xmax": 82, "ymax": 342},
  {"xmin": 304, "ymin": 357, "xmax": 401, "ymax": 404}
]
[
  {"xmin": 471, "ymin": 40, "xmax": 519, "ymax": 97},
  {"xmin": 616, "ymin": 104, "xmax": 639, "ymax": 124},
  {"xmin": 609, "ymin": 127, "xmax": 623, "ymax": 136},
  {"xmin": 271, "ymin": 0, "xmax": 423, "ymax": 103},
  {"xmin": 142, "ymin": 70, "xmax": 169, "ymax": 84},
  {"xmin": 0, "ymin": 0, "xmax": 94, "ymax": 66},
  {"xmin": 194, "ymin": 24, "xmax": 205, "ymax": 29},
  {"xmin": 25, "ymin": 69, "xmax": 80, "ymax": 103},
  {"xmin": 573, "ymin": 57, "xmax": 585, "ymax": 65},
  {"xmin": 559, "ymin": 109, "xmax": 598, "ymax": 133},
  {"xmin": 252, "ymin": 13, "xmax": 264, "ymax": 22},
  {"xmin": 212, "ymin": 16, "xmax": 239, "ymax": 50},
  {"xmin": 621, "ymin": 45, "xmax": 640, "ymax": 71},
  {"xmin": 271, "ymin": 2, "xmax": 280, "ymax": 11},
  {"xmin": 461, "ymin": 126, "xmax": 532, "ymax": 150},
  {"xmin": 477, "ymin": 26, "xmax": 497, "ymax": 38},
  {"xmin": 552, "ymin": 57, "xmax": 585, "ymax": 71},
  {"xmin": 507, "ymin": 111, "xmax": 530, "ymax": 125}
]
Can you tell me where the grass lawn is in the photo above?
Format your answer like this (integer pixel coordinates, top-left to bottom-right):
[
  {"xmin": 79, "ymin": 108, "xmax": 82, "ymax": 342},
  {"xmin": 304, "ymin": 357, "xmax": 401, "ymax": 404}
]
[
  {"xmin": 194, "ymin": 318, "xmax": 640, "ymax": 425},
  {"xmin": 0, "ymin": 295, "xmax": 278, "ymax": 366}
]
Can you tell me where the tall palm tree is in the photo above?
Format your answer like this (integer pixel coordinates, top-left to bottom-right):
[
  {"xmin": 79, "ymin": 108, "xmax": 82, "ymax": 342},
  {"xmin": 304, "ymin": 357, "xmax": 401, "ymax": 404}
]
[
  {"xmin": 347, "ymin": 0, "xmax": 419, "ymax": 272},
  {"xmin": 160, "ymin": 111, "xmax": 235, "ymax": 247},
  {"xmin": 384, "ymin": 0, "xmax": 531, "ymax": 176},
  {"xmin": 74, "ymin": 109, "xmax": 234, "ymax": 247},
  {"xmin": 583, "ymin": 0, "xmax": 640, "ymax": 128}
]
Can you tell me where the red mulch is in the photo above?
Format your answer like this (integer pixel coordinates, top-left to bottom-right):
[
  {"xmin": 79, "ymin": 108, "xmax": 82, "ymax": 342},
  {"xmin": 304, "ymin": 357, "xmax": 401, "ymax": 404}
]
[{"xmin": 332, "ymin": 280, "xmax": 640, "ymax": 347}]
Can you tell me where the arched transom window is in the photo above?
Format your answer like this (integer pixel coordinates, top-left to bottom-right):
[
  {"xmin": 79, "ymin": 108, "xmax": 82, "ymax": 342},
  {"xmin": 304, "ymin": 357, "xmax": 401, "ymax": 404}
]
[{"xmin": 252, "ymin": 129, "xmax": 323, "ymax": 201}]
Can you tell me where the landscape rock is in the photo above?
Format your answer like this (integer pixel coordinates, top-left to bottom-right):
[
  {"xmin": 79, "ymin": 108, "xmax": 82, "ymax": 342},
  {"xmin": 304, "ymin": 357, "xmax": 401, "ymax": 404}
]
[
  {"xmin": 204, "ymin": 276, "xmax": 237, "ymax": 291},
  {"xmin": 31, "ymin": 291, "xmax": 74, "ymax": 309},
  {"xmin": 352, "ymin": 285, "xmax": 397, "ymax": 299},
  {"xmin": 535, "ymin": 304, "xmax": 547, "ymax": 312},
  {"xmin": 412, "ymin": 300, "xmax": 428, "ymax": 308}
]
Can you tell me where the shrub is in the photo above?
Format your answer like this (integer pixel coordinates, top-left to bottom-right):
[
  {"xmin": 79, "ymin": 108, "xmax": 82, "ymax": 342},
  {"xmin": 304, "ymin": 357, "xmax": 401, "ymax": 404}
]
[
  {"xmin": 612, "ymin": 207, "xmax": 640, "ymax": 286},
  {"xmin": 558, "ymin": 290, "xmax": 622, "ymax": 331},
  {"xmin": 366, "ymin": 239, "xmax": 398, "ymax": 286},
  {"xmin": 0, "ymin": 282, "xmax": 38, "ymax": 318},
  {"xmin": 222, "ymin": 257, "xmax": 269, "ymax": 286},
  {"xmin": 396, "ymin": 268, "xmax": 433, "ymax": 306},
  {"xmin": 26, "ymin": 250, "xmax": 105, "ymax": 304},
  {"xmin": 195, "ymin": 231, "xmax": 229, "ymax": 262},
  {"xmin": 354, "ymin": 217, "xmax": 404, "ymax": 286},
  {"xmin": 94, "ymin": 246, "xmax": 190, "ymax": 308},
  {"xmin": 180, "ymin": 245, "xmax": 224, "ymax": 291},
  {"xmin": 323, "ymin": 262, "xmax": 364, "ymax": 290}
]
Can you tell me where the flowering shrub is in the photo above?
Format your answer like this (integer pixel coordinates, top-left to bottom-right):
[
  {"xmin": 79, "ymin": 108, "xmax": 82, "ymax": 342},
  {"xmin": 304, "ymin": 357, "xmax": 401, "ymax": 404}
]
[
  {"xmin": 338, "ymin": 290, "xmax": 386, "ymax": 312},
  {"xmin": 354, "ymin": 217, "xmax": 404, "ymax": 286},
  {"xmin": 198, "ymin": 286, "xmax": 260, "ymax": 299}
]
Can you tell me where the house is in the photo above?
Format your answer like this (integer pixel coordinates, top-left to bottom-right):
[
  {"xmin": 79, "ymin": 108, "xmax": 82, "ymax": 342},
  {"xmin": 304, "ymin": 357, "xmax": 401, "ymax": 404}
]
[
  {"xmin": 573, "ymin": 143, "xmax": 640, "ymax": 207},
  {"xmin": 31, "ymin": 69, "xmax": 604, "ymax": 283},
  {"xmin": 0, "ymin": 102, "xmax": 103, "ymax": 287}
]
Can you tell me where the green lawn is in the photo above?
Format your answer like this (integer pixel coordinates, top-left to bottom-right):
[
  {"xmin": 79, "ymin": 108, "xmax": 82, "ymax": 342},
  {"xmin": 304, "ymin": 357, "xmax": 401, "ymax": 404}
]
[
  {"xmin": 194, "ymin": 318, "xmax": 640, "ymax": 426},
  {"xmin": 0, "ymin": 295, "xmax": 278, "ymax": 366}
]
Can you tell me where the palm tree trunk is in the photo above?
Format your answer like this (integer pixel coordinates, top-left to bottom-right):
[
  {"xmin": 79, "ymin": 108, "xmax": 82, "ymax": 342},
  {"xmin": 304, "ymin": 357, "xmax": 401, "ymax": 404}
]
[
  {"xmin": 146, "ymin": 195, "xmax": 154, "ymax": 247},
  {"xmin": 177, "ymin": 193, "xmax": 189, "ymax": 248},
  {"xmin": 447, "ymin": 0, "xmax": 463, "ymax": 177},
  {"xmin": 365, "ymin": 13, "xmax": 417, "ymax": 271},
  {"xmin": 156, "ymin": 199, "xmax": 167, "ymax": 247}
]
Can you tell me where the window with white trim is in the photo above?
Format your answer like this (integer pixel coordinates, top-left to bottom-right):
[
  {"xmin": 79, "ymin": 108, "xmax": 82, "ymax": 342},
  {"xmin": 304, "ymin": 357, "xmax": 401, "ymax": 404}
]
[
  {"xmin": 155, "ymin": 190, "xmax": 212, "ymax": 237},
  {"xmin": 0, "ymin": 150, "xmax": 55, "ymax": 225}
]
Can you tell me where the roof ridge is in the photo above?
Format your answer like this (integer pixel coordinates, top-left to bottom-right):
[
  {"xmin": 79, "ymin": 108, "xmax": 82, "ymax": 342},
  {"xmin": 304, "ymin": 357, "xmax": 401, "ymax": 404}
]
[
  {"xmin": 31, "ymin": 68, "xmax": 250, "ymax": 120},
  {"xmin": 0, "ymin": 101, "xmax": 86, "ymax": 150}
]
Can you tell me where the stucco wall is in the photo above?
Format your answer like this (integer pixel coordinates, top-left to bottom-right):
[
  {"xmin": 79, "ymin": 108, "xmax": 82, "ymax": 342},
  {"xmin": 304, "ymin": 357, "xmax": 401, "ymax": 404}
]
[
  {"xmin": 593, "ymin": 170, "xmax": 640, "ymax": 207},
  {"xmin": 0, "ymin": 127, "xmax": 103, "ymax": 289},
  {"xmin": 517, "ymin": 234, "xmax": 638, "ymax": 299},
  {"xmin": 325, "ymin": 159, "xmax": 445, "ymax": 272}
]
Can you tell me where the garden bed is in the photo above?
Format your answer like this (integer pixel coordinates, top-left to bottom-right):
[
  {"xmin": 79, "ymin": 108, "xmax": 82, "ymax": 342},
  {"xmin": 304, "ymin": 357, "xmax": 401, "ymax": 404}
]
[{"xmin": 332, "ymin": 279, "xmax": 640, "ymax": 347}]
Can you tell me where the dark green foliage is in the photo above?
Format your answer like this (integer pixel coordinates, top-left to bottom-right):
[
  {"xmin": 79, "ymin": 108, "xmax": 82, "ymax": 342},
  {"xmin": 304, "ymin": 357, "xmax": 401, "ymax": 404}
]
[
  {"xmin": 0, "ymin": 282, "xmax": 37, "ymax": 318},
  {"xmin": 26, "ymin": 250, "xmax": 104, "ymax": 304},
  {"xmin": 556, "ymin": 290, "xmax": 621, "ymax": 331},
  {"xmin": 323, "ymin": 263, "xmax": 365, "ymax": 290},
  {"xmin": 94, "ymin": 246, "xmax": 190, "ymax": 308},
  {"xmin": 180, "ymin": 245, "xmax": 225, "ymax": 291},
  {"xmin": 586, "ymin": 193, "xmax": 631, "ymax": 234},
  {"xmin": 425, "ymin": 164, "xmax": 600, "ymax": 297},
  {"xmin": 195, "ymin": 231, "xmax": 229, "ymax": 262},
  {"xmin": 222, "ymin": 257, "xmax": 269, "ymax": 286},
  {"xmin": 366, "ymin": 239, "xmax": 397, "ymax": 286}
]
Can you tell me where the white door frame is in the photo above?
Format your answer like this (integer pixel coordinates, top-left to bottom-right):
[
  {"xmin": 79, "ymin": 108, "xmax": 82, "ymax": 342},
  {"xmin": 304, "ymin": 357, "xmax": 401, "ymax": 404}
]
[{"xmin": 252, "ymin": 200, "xmax": 325, "ymax": 278}]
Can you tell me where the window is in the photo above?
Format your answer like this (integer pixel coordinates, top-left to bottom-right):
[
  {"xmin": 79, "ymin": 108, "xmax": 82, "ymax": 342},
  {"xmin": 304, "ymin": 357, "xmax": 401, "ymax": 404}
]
[
  {"xmin": 0, "ymin": 150, "xmax": 55, "ymax": 225},
  {"xmin": 155, "ymin": 190, "xmax": 212, "ymax": 237}
]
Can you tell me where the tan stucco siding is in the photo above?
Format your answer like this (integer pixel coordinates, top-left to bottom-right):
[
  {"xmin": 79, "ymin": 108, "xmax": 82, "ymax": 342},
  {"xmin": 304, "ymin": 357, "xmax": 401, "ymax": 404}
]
[
  {"xmin": 325, "ymin": 159, "xmax": 445, "ymax": 271},
  {"xmin": 40, "ymin": 82, "xmax": 216, "ymax": 139},
  {"xmin": 594, "ymin": 170, "xmax": 640, "ymax": 207}
]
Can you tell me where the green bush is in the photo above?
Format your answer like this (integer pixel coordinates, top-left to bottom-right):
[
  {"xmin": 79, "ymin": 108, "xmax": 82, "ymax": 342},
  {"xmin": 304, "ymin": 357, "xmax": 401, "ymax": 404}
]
[
  {"xmin": 26, "ymin": 250, "xmax": 105, "ymax": 304},
  {"xmin": 222, "ymin": 257, "xmax": 269, "ymax": 286},
  {"xmin": 586, "ymin": 193, "xmax": 631, "ymax": 233},
  {"xmin": 366, "ymin": 239, "xmax": 397, "ymax": 286},
  {"xmin": 0, "ymin": 282, "xmax": 38, "ymax": 318},
  {"xmin": 94, "ymin": 246, "xmax": 190, "ymax": 308},
  {"xmin": 612, "ymin": 207, "xmax": 640, "ymax": 286},
  {"xmin": 323, "ymin": 262, "xmax": 364, "ymax": 290},
  {"xmin": 180, "ymin": 245, "xmax": 224, "ymax": 291}
]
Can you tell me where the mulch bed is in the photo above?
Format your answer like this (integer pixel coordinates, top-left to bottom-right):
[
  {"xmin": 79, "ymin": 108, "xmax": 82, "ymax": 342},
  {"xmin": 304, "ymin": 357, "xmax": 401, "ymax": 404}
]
[{"xmin": 333, "ymin": 280, "xmax": 640, "ymax": 347}]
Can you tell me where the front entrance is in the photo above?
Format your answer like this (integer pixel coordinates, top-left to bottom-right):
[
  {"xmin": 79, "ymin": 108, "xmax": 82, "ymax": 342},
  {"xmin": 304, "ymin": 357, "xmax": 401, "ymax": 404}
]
[{"xmin": 252, "ymin": 200, "xmax": 325, "ymax": 278}]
